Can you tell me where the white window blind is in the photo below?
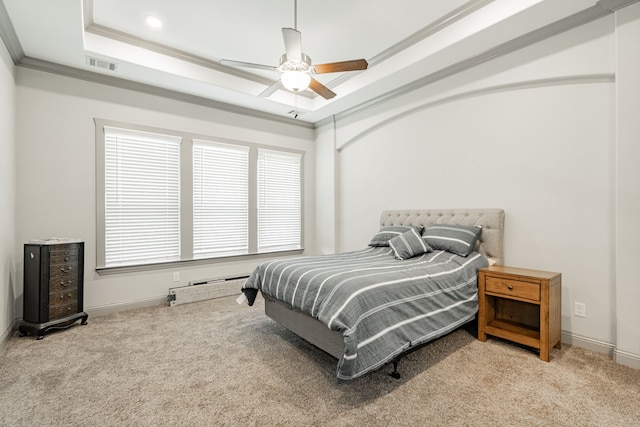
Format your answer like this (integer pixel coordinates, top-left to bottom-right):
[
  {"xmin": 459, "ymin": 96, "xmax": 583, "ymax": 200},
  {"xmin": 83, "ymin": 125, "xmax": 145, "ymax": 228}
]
[
  {"xmin": 104, "ymin": 127, "xmax": 181, "ymax": 267},
  {"xmin": 257, "ymin": 149, "xmax": 302, "ymax": 252},
  {"xmin": 193, "ymin": 140, "xmax": 249, "ymax": 258}
]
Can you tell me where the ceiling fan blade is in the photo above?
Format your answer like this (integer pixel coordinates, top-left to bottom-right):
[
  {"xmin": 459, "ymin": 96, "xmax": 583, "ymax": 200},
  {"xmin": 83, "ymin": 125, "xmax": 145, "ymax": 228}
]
[
  {"xmin": 259, "ymin": 80, "xmax": 283, "ymax": 98},
  {"xmin": 309, "ymin": 78, "xmax": 336, "ymax": 100},
  {"xmin": 312, "ymin": 59, "xmax": 369, "ymax": 74},
  {"xmin": 282, "ymin": 27, "xmax": 302, "ymax": 61},
  {"xmin": 220, "ymin": 59, "xmax": 278, "ymax": 72}
]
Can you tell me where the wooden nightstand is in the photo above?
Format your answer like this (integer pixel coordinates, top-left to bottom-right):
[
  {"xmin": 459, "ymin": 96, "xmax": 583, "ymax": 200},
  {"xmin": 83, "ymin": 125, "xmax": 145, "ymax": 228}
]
[{"xmin": 478, "ymin": 266, "xmax": 561, "ymax": 361}]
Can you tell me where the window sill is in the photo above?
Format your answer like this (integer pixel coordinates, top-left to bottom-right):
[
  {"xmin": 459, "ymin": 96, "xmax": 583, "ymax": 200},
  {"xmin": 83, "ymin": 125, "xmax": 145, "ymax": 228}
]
[{"xmin": 95, "ymin": 249, "xmax": 304, "ymax": 276}]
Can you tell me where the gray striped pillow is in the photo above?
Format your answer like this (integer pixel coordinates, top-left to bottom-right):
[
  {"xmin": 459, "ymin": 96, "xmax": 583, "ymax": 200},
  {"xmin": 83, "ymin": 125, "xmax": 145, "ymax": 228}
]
[
  {"xmin": 368, "ymin": 225, "xmax": 423, "ymax": 247},
  {"xmin": 423, "ymin": 224, "xmax": 482, "ymax": 257},
  {"xmin": 389, "ymin": 228, "xmax": 431, "ymax": 260}
]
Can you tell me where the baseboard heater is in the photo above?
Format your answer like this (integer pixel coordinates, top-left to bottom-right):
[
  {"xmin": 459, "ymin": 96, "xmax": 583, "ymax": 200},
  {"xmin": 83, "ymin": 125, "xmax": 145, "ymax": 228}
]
[{"xmin": 167, "ymin": 275, "xmax": 249, "ymax": 307}]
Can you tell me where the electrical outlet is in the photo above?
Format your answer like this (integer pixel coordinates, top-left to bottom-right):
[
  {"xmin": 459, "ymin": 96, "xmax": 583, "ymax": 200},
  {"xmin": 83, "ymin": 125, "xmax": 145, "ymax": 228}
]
[
  {"xmin": 574, "ymin": 302, "xmax": 586, "ymax": 318},
  {"xmin": 173, "ymin": 272, "xmax": 180, "ymax": 282}
]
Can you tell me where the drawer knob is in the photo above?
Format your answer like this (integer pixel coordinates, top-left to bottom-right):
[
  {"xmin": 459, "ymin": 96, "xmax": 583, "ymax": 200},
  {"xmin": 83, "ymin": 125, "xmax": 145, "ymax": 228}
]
[
  {"xmin": 61, "ymin": 266, "xmax": 72, "ymax": 272},
  {"xmin": 508, "ymin": 285, "xmax": 513, "ymax": 290}
]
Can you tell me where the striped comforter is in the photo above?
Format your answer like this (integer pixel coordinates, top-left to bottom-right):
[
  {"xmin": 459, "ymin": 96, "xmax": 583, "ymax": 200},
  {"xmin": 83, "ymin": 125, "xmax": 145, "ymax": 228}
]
[{"xmin": 243, "ymin": 246, "xmax": 488, "ymax": 380}]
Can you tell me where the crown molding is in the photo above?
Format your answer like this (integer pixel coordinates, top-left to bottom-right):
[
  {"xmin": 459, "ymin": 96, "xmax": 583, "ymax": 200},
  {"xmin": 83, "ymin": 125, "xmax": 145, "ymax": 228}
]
[
  {"xmin": 1, "ymin": 0, "xmax": 311, "ymax": 127},
  {"xmin": 82, "ymin": 0, "xmax": 496, "ymax": 101},
  {"xmin": 84, "ymin": 23, "xmax": 285, "ymax": 92},
  {"xmin": 4, "ymin": 0, "xmax": 639, "ymax": 129},
  {"xmin": 597, "ymin": 0, "xmax": 640, "ymax": 12},
  {"xmin": 83, "ymin": 0, "xmax": 314, "ymax": 101},
  {"xmin": 328, "ymin": 0, "xmax": 495, "ymax": 88},
  {"xmin": 17, "ymin": 56, "xmax": 314, "ymax": 129},
  {"xmin": 0, "ymin": 0, "xmax": 24, "ymax": 63},
  {"xmin": 317, "ymin": 0, "xmax": 640, "ymax": 128}
]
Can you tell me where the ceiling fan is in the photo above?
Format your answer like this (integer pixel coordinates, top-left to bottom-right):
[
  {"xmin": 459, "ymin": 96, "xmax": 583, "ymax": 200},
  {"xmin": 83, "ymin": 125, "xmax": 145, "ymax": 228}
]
[{"xmin": 220, "ymin": 0, "xmax": 368, "ymax": 100}]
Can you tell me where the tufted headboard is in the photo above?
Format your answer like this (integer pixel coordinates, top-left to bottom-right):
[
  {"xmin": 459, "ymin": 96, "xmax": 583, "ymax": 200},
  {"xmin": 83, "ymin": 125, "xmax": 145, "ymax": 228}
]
[{"xmin": 380, "ymin": 209, "xmax": 505, "ymax": 265}]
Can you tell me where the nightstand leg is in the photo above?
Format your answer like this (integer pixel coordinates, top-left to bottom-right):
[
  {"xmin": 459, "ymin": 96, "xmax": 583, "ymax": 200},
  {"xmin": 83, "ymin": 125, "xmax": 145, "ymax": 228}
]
[
  {"xmin": 540, "ymin": 349, "xmax": 550, "ymax": 362},
  {"xmin": 540, "ymin": 327, "xmax": 550, "ymax": 361},
  {"xmin": 477, "ymin": 273, "xmax": 488, "ymax": 342},
  {"xmin": 478, "ymin": 313, "xmax": 486, "ymax": 341}
]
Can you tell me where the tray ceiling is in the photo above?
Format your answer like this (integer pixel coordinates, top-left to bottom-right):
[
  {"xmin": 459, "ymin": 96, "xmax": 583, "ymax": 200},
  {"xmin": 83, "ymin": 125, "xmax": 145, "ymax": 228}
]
[{"xmin": 1, "ymin": 0, "xmax": 634, "ymax": 125}]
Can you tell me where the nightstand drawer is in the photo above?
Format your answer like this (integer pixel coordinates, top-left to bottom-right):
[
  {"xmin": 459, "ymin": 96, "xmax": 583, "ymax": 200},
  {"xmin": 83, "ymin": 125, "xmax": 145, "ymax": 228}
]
[{"xmin": 485, "ymin": 276, "xmax": 540, "ymax": 302}]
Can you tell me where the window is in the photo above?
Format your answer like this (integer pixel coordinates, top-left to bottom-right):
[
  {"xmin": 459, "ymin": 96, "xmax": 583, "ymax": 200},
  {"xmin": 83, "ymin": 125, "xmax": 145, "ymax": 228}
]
[
  {"xmin": 193, "ymin": 140, "xmax": 249, "ymax": 258},
  {"xmin": 96, "ymin": 119, "xmax": 304, "ymax": 271},
  {"xmin": 257, "ymin": 149, "xmax": 302, "ymax": 252},
  {"xmin": 103, "ymin": 126, "xmax": 181, "ymax": 267}
]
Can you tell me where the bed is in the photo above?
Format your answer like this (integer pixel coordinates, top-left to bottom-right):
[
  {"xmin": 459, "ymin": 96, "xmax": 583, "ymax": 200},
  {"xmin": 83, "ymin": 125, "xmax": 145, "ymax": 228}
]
[{"xmin": 242, "ymin": 209, "xmax": 505, "ymax": 380}]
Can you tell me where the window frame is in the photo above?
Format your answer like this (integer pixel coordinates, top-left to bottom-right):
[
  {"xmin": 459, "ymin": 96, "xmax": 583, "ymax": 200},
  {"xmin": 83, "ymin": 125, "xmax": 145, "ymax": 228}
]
[{"xmin": 95, "ymin": 118, "xmax": 305, "ymax": 274}]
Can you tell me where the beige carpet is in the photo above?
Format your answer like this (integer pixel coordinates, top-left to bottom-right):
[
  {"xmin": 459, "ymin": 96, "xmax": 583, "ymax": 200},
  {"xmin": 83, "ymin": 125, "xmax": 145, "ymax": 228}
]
[{"xmin": 1, "ymin": 295, "xmax": 639, "ymax": 427}]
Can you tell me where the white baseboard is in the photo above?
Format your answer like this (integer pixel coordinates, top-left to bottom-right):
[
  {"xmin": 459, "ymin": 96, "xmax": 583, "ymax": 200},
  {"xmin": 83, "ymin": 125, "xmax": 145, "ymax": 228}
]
[
  {"xmin": 561, "ymin": 331, "xmax": 616, "ymax": 357},
  {"xmin": 614, "ymin": 349, "xmax": 640, "ymax": 370},
  {"xmin": 0, "ymin": 297, "xmax": 166, "ymax": 349},
  {"xmin": 1, "ymin": 319, "xmax": 18, "ymax": 353},
  {"xmin": 561, "ymin": 330, "xmax": 640, "ymax": 369},
  {"xmin": 85, "ymin": 296, "xmax": 168, "ymax": 317}
]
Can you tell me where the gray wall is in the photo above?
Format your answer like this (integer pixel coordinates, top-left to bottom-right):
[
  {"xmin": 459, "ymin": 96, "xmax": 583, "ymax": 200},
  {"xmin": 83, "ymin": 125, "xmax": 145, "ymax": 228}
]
[
  {"xmin": 4, "ymin": 4, "xmax": 639, "ymax": 369},
  {"xmin": 0, "ymin": 37, "xmax": 16, "ymax": 346},
  {"xmin": 14, "ymin": 69, "xmax": 315, "ymax": 315},
  {"xmin": 614, "ymin": 2, "xmax": 640, "ymax": 367},
  {"xmin": 315, "ymin": 11, "xmax": 640, "ymax": 367}
]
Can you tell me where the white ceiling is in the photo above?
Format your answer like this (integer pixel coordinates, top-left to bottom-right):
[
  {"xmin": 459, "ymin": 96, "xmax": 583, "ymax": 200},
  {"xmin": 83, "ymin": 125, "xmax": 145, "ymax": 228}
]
[{"xmin": 0, "ymin": 0, "xmax": 633, "ymax": 125}]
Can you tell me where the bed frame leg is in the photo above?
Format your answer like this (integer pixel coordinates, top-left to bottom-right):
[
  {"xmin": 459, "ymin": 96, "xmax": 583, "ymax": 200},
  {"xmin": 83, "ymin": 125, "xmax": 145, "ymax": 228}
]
[{"xmin": 389, "ymin": 358, "xmax": 401, "ymax": 379}]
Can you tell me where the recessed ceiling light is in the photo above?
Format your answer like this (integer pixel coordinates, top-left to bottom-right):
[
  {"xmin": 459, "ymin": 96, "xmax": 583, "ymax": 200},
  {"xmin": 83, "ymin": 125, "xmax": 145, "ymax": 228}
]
[{"xmin": 145, "ymin": 15, "xmax": 163, "ymax": 29}]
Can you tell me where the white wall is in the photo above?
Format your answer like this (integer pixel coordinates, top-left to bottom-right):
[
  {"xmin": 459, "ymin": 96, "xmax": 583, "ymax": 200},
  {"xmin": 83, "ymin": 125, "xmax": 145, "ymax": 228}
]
[
  {"xmin": 0, "ymin": 39, "xmax": 16, "ymax": 344},
  {"xmin": 314, "ymin": 120, "xmax": 338, "ymax": 255},
  {"xmin": 14, "ymin": 69, "xmax": 315, "ymax": 315},
  {"xmin": 7, "ymin": 4, "xmax": 639, "ymax": 369},
  {"xmin": 614, "ymin": 3, "xmax": 640, "ymax": 367},
  {"xmin": 316, "ymin": 14, "xmax": 639, "ymax": 361}
]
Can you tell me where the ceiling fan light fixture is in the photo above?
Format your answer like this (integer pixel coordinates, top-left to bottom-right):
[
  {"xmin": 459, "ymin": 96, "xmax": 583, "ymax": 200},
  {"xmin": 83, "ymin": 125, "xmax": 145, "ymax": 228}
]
[{"xmin": 281, "ymin": 70, "xmax": 311, "ymax": 92}]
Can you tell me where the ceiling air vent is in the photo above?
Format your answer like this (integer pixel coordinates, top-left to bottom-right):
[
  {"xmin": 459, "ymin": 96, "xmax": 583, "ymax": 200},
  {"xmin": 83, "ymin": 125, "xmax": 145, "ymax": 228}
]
[{"xmin": 86, "ymin": 56, "xmax": 118, "ymax": 72}]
